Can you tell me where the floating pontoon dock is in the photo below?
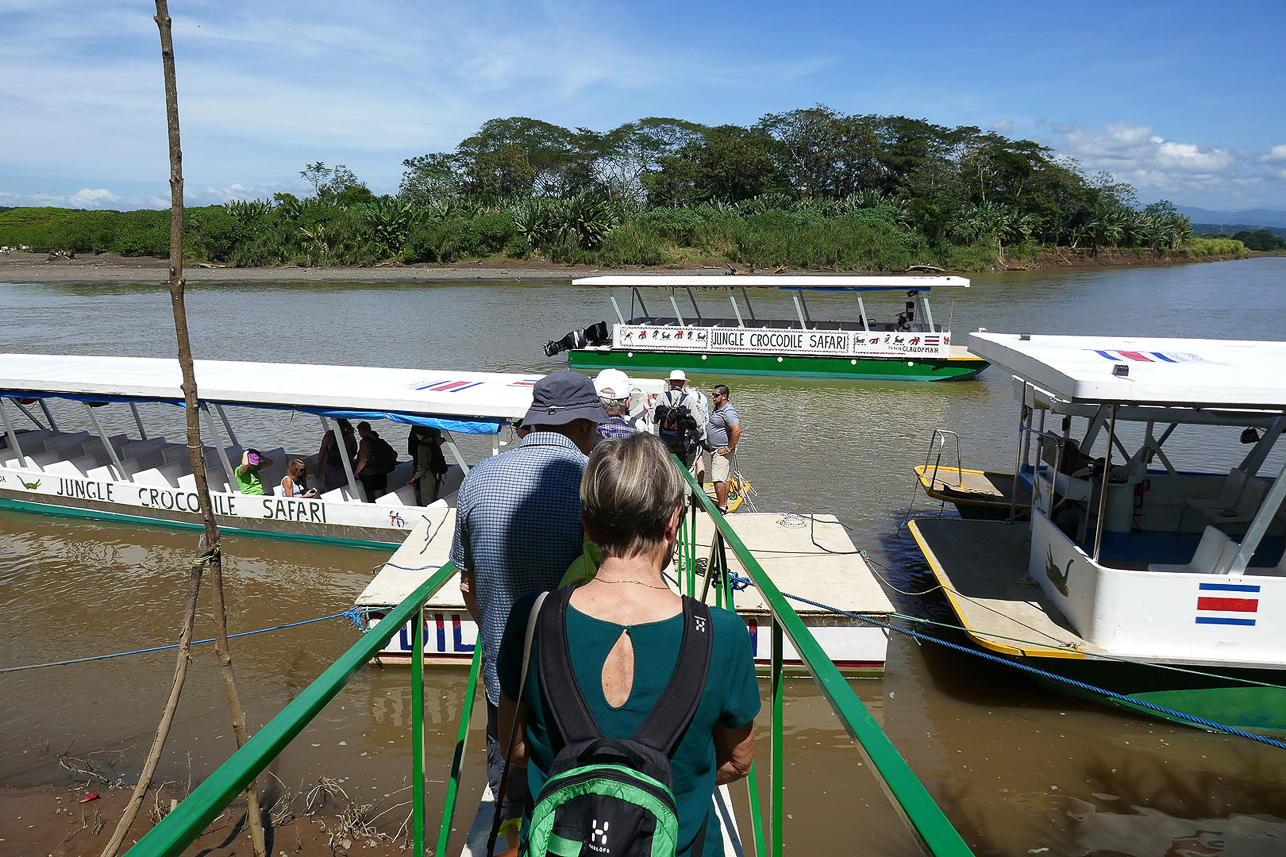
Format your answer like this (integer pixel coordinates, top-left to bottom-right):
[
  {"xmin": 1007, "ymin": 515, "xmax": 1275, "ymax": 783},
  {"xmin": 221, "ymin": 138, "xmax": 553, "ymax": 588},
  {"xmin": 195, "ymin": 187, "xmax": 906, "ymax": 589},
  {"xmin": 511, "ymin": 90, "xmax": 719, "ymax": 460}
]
[{"xmin": 356, "ymin": 508, "xmax": 895, "ymax": 674}]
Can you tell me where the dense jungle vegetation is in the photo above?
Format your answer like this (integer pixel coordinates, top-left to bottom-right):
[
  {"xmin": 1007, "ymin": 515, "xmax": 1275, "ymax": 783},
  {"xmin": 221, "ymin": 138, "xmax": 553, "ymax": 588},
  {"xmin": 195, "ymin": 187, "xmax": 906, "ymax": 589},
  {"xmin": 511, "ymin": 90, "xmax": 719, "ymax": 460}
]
[{"xmin": 0, "ymin": 107, "xmax": 1248, "ymax": 271}]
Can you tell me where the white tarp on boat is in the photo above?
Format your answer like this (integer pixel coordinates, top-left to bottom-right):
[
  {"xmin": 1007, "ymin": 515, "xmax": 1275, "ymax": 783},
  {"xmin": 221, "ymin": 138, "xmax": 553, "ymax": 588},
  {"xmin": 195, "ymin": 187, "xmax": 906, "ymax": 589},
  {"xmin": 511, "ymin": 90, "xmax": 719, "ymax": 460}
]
[
  {"xmin": 970, "ymin": 333, "xmax": 1286, "ymax": 410},
  {"xmin": 0, "ymin": 354, "xmax": 541, "ymax": 433}
]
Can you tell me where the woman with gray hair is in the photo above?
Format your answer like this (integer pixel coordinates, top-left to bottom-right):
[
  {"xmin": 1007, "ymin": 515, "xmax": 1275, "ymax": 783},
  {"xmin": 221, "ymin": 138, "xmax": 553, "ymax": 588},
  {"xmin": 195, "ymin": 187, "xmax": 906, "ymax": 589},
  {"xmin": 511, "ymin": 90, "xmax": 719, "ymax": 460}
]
[{"xmin": 496, "ymin": 431, "xmax": 758, "ymax": 856}]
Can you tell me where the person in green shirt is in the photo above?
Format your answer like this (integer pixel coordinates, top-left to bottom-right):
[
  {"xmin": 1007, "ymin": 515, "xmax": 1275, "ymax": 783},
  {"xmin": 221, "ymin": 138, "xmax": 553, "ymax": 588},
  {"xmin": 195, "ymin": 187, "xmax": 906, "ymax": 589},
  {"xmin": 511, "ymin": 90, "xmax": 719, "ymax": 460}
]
[
  {"xmin": 234, "ymin": 448, "xmax": 273, "ymax": 495},
  {"xmin": 498, "ymin": 432, "xmax": 759, "ymax": 856}
]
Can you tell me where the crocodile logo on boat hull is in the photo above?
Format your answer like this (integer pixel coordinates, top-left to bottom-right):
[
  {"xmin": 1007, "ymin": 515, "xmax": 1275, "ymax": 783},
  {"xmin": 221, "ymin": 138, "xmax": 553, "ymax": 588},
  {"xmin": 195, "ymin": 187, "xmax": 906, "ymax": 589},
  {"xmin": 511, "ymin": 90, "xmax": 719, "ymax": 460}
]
[
  {"xmin": 22, "ymin": 479, "xmax": 41, "ymax": 490},
  {"xmin": 1044, "ymin": 545, "xmax": 1071, "ymax": 596}
]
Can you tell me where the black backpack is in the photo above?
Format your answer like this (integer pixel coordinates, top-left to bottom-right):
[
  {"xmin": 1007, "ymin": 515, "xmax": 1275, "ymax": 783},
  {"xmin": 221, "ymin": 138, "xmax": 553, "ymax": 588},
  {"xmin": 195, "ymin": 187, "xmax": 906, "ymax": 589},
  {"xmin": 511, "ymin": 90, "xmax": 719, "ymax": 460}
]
[
  {"xmin": 526, "ymin": 586, "xmax": 712, "ymax": 857},
  {"xmin": 367, "ymin": 435, "xmax": 398, "ymax": 474},
  {"xmin": 654, "ymin": 392, "xmax": 700, "ymax": 458}
]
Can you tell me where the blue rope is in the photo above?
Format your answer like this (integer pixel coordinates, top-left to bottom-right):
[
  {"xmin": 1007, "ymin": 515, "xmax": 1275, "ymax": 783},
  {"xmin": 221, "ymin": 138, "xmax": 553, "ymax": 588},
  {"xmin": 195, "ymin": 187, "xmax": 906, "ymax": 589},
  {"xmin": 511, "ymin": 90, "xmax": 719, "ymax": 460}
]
[
  {"xmin": 761, "ymin": 583, "xmax": 1286, "ymax": 750},
  {"xmin": 0, "ymin": 611, "xmax": 352, "ymax": 674}
]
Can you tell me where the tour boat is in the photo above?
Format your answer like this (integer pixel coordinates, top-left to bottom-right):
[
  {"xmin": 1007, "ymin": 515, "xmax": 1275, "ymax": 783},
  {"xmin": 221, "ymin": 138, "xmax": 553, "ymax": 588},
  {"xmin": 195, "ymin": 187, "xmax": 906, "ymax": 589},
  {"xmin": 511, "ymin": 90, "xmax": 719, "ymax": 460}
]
[
  {"xmin": 543, "ymin": 275, "xmax": 988, "ymax": 381},
  {"xmin": 909, "ymin": 333, "xmax": 1286, "ymax": 733},
  {"xmin": 0, "ymin": 354, "xmax": 539, "ymax": 548}
]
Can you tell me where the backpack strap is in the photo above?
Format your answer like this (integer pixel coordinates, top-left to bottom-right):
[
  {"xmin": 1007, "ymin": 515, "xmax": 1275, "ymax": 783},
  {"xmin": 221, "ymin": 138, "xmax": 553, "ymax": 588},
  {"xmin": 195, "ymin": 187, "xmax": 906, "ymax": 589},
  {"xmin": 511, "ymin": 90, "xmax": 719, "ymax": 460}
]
[
  {"xmin": 536, "ymin": 586, "xmax": 603, "ymax": 746},
  {"xmin": 631, "ymin": 596, "xmax": 713, "ymax": 757}
]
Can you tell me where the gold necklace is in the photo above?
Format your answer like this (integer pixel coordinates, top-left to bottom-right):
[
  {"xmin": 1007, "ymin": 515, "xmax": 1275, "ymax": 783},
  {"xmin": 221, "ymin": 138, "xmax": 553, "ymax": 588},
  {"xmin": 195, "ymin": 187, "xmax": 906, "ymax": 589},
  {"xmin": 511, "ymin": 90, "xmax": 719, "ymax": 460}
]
[{"xmin": 594, "ymin": 577, "xmax": 670, "ymax": 590}]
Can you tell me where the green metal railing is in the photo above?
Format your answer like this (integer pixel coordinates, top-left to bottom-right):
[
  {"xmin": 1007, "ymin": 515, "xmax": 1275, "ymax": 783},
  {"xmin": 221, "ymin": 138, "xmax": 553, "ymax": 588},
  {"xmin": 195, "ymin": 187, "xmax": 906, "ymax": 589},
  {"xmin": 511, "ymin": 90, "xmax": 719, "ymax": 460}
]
[
  {"xmin": 677, "ymin": 470, "xmax": 972, "ymax": 857},
  {"xmin": 128, "ymin": 468, "xmax": 973, "ymax": 857}
]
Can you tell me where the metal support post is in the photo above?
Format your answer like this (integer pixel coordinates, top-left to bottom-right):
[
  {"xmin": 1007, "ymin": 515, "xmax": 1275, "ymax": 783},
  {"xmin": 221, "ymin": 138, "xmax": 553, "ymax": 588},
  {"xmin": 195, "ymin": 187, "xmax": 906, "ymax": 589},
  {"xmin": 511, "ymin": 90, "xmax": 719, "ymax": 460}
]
[
  {"xmin": 726, "ymin": 286, "xmax": 745, "ymax": 327},
  {"xmin": 770, "ymin": 618, "xmax": 784, "ymax": 857},
  {"xmin": 1092, "ymin": 405, "xmax": 1117, "ymax": 563},
  {"xmin": 668, "ymin": 293, "xmax": 686, "ymax": 326},
  {"xmin": 609, "ymin": 293, "xmax": 626, "ymax": 325},
  {"xmin": 412, "ymin": 606, "xmax": 426, "ymax": 857},
  {"xmin": 85, "ymin": 402, "xmax": 131, "ymax": 482},
  {"xmin": 130, "ymin": 403, "xmax": 148, "ymax": 440},
  {"xmin": 215, "ymin": 403, "xmax": 238, "ymax": 447},
  {"xmin": 204, "ymin": 404, "xmax": 238, "ymax": 491},
  {"xmin": 38, "ymin": 398, "xmax": 57, "ymax": 431},
  {"xmin": 0, "ymin": 398, "xmax": 27, "ymax": 467}
]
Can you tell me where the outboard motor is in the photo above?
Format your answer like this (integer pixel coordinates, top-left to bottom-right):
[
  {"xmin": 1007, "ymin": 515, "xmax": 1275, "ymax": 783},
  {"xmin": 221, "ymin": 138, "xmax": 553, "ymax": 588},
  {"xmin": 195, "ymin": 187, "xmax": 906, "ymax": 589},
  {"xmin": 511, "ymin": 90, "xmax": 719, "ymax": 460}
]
[{"xmin": 543, "ymin": 321, "xmax": 610, "ymax": 357}]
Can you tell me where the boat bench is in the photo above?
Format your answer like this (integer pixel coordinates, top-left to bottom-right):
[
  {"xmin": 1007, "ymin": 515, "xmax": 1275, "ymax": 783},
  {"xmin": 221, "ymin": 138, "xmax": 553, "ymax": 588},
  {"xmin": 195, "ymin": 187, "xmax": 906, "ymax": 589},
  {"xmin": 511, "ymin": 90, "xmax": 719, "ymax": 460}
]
[{"xmin": 1148, "ymin": 525, "xmax": 1239, "ymax": 574}]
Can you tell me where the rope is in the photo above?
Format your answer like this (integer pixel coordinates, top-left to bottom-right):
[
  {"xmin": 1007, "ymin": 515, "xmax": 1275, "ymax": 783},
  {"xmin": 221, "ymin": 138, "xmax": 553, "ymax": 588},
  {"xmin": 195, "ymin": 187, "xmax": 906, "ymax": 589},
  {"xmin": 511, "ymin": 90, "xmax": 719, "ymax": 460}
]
[
  {"xmin": 726, "ymin": 567, "xmax": 1286, "ymax": 750},
  {"xmin": 0, "ymin": 611, "xmax": 352, "ymax": 674}
]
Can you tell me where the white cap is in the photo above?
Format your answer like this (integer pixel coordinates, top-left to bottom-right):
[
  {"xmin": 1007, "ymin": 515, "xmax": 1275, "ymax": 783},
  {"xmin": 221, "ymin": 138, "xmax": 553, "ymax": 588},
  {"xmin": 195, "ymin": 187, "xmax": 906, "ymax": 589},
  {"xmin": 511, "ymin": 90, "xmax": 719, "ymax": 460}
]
[
  {"xmin": 668, "ymin": 369, "xmax": 687, "ymax": 382},
  {"xmin": 594, "ymin": 368, "xmax": 632, "ymax": 400}
]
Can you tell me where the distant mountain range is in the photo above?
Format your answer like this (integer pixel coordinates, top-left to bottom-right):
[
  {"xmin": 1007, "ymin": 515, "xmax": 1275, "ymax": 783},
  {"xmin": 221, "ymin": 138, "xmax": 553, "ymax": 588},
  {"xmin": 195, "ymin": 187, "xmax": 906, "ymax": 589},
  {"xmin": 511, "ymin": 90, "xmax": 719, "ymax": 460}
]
[{"xmin": 1177, "ymin": 205, "xmax": 1286, "ymax": 229}]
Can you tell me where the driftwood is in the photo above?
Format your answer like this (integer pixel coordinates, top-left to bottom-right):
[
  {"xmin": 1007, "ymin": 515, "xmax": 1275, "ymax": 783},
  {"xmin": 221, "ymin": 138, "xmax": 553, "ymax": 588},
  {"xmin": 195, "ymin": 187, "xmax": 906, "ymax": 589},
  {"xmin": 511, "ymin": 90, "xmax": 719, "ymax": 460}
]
[{"xmin": 99, "ymin": 4, "xmax": 266, "ymax": 856}]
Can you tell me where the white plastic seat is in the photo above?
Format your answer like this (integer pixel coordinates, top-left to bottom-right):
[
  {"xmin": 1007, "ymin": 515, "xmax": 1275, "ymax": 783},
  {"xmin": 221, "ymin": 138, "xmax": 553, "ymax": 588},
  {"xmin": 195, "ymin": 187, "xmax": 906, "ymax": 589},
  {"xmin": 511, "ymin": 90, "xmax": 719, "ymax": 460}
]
[
  {"xmin": 376, "ymin": 484, "xmax": 417, "ymax": 507},
  {"xmin": 134, "ymin": 463, "xmax": 183, "ymax": 488},
  {"xmin": 322, "ymin": 485, "xmax": 359, "ymax": 503},
  {"xmin": 1149, "ymin": 525, "xmax": 1239, "ymax": 574},
  {"xmin": 44, "ymin": 431, "xmax": 92, "ymax": 455},
  {"xmin": 86, "ymin": 457, "xmax": 144, "ymax": 482},
  {"xmin": 43, "ymin": 459, "xmax": 88, "ymax": 477}
]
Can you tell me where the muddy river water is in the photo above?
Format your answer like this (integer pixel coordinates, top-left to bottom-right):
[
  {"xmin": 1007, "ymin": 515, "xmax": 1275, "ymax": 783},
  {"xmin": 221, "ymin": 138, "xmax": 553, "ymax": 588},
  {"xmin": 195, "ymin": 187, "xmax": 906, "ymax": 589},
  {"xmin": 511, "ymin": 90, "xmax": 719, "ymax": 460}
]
[{"xmin": 2, "ymin": 258, "xmax": 1286, "ymax": 855}]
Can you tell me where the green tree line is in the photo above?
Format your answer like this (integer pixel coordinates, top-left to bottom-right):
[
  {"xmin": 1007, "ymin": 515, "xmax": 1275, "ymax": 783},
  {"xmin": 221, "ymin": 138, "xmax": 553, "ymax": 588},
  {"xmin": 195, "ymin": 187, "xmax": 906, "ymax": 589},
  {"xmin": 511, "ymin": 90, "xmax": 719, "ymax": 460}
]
[{"xmin": 2, "ymin": 106, "xmax": 1251, "ymax": 271}]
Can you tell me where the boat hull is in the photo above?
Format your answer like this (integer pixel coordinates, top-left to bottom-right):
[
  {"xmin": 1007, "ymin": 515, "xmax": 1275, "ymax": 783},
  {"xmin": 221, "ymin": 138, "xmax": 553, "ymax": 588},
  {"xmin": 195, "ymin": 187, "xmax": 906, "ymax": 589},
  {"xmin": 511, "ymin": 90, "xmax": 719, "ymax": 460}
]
[
  {"xmin": 913, "ymin": 465, "xmax": 1032, "ymax": 519},
  {"xmin": 568, "ymin": 348, "xmax": 986, "ymax": 381}
]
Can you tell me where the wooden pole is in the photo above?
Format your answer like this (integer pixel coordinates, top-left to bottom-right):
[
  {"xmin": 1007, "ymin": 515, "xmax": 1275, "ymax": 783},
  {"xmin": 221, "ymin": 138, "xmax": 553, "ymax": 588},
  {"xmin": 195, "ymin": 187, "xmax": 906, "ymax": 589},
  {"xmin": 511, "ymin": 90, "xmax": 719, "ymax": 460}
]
[{"xmin": 100, "ymin": 4, "xmax": 266, "ymax": 855}]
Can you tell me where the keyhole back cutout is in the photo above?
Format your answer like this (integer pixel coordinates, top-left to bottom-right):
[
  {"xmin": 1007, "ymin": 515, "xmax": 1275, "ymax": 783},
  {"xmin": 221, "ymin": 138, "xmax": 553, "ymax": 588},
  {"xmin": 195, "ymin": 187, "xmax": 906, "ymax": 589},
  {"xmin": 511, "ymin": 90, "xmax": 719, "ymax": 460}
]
[{"xmin": 601, "ymin": 628, "xmax": 635, "ymax": 709}]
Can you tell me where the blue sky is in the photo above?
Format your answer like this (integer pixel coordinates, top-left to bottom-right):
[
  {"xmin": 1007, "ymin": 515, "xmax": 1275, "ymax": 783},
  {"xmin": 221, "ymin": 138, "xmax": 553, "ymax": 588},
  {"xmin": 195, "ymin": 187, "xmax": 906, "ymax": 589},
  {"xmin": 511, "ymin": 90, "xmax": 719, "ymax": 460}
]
[{"xmin": 2, "ymin": 0, "xmax": 1284, "ymax": 212}]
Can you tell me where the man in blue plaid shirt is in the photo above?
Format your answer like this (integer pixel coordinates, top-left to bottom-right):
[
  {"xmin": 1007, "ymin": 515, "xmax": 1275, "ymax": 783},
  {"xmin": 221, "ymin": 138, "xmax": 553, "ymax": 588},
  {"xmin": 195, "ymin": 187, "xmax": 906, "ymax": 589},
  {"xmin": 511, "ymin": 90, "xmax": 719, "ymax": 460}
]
[
  {"xmin": 592, "ymin": 368, "xmax": 638, "ymax": 444},
  {"xmin": 450, "ymin": 369, "xmax": 607, "ymax": 844}
]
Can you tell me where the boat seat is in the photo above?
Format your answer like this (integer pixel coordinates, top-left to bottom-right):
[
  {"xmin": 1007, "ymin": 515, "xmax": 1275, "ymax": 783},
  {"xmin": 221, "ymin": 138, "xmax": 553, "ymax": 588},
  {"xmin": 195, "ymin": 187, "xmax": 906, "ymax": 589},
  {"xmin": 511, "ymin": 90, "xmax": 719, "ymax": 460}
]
[
  {"xmin": 86, "ymin": 457, "xmax": 145, "ymax": 482},
  {"xmin": 160, "ymin": 442, "xmax": 194, "ymax": 467},
  {"xmin": 439, "ymin": 465, "xmax": 465, "ymax": 497},
  {"xmin": 1149, "ymin": 525, "xmax": 1239, "ymax": 574},
  {"xmin": 69, "ymin": 453, "xmax": 104, "ymax": 473},
  {"xmin": 29, "ymin": 450, "xmax": 69, "ymax": 468},
  {"xmin": 1188, "ymin": 468, "xmax": 1253, "ymax": 512},
  {"xmin": 5, "ymin": 428, "xmax": 54, "ymax": 447},
  {"xmin": 376, "ymin": 484, "xmax": 417, "ymax": 507},
  {"xmin": 134, "ymin": 463, "xmax": 184, "ymax": 488},
  {"xmin": 322, "ymin": 485, "xmax": 360, "ymax": 503},
  {"xmin": 122, "ymin": 438, "xmax": 168, "ymax": 460},
  {"xmin": 1190, "ymin": 475, "xmax": 1270, "ymax": 528},
  {"xmin": 386, "ymin": 460, "xmax": 413, "ymax": 487},
  {"xmin": 42, "ymin": 459, "xmax": 87, "ymax": 477},
  {"xmin": 80, "ymin": 434, "xmax": 129, "ymax": 456},
  {"xmin": 44, "ymin": 431, "xmax": 93, "ymax": 454}
]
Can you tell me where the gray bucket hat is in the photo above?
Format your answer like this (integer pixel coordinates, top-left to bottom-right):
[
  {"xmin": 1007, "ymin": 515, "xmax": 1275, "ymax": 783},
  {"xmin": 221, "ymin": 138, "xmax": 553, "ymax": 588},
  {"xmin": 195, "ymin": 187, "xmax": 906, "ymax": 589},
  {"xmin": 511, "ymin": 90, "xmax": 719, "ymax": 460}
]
[{"xmin": 521, "ymin": 370, "xmax": 609, "ymax": 428}]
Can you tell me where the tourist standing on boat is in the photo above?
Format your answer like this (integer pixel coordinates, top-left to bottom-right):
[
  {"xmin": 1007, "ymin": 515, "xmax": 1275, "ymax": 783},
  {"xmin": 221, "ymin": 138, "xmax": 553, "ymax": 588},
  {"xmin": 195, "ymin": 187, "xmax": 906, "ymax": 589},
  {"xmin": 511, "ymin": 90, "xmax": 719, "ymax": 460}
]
[
  {"xmin": 450, "ymin": 369, "xmax": 607, "ymax": 844},
  {"xmin": 354, "ymin": 421, "xmax": 394, "ymax": 502},
  {"xmin": 281, "ymin": 458, "xmax": 316, "ymax": 498},
  {"xmin": 496, "ymin": 432, "xmax": 758, "ymax": 857},
  {"xmin": 409, "ymin": 426, "xmax": 449, "ymax": 505},
  {"xmin": 593, "ymin": 368, "xmax": 637, "ymax": 444},
  {"xmin": 318, "ymin": 418, "xmax": 358, "ymax": 491},
  {"xmin": 705, "ymin": 384, "xmax": 741, "ymax": 514},
  {"xmin": 234, "ymin": 448, "xmax": 272, "ymax": 495}
]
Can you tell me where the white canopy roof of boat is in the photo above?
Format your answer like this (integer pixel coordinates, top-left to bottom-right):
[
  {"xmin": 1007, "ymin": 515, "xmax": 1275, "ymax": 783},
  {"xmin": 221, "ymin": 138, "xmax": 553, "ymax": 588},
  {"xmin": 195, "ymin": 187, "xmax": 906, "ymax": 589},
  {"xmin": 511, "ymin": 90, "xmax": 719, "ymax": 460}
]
[
  {"xmin": 970, "ymin": 333, "xmax": 1286, "ymax": 409},
  {"xmin": 0, "ymin": 354, "xmax": 542, "ymax": 433},
  {"xmin": 574, "ymin": 275, "xmax": 969, "ymax": 290}
]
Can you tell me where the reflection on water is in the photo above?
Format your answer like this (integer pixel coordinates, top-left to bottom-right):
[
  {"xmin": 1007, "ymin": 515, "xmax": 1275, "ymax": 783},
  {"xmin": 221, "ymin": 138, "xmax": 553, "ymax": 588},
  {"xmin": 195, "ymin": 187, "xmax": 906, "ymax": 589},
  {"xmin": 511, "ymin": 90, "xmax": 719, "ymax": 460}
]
[{"xmin": 2, "ymin": 258, "xmax": 1286, "ymax": 853}]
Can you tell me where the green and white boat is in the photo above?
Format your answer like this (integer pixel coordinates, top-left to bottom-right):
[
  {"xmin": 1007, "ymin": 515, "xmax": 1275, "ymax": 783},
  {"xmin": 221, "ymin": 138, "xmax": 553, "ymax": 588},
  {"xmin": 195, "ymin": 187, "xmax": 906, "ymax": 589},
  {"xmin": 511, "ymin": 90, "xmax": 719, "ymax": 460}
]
[
  {"xmin": 910, "ymin": 332, "xmax": 1286, "ymax": 734},
  {"xmin": 544, "ymin": 275, "xmax": 988, "ymax": 381}
]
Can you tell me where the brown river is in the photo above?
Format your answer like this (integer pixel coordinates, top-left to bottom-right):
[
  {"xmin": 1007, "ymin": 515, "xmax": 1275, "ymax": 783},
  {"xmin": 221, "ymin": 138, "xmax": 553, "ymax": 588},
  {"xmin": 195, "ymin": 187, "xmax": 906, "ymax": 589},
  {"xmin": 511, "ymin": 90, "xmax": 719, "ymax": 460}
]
[{"xmin": 2, "ymin": 258, "xmax": 1286, "ymax": 855}]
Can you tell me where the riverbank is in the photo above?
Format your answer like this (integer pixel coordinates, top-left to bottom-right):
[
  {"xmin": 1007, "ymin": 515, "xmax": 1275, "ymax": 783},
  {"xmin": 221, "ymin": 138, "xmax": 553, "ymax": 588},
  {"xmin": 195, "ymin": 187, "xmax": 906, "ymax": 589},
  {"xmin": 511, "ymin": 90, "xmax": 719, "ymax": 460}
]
[
  {"xmin": 0, "ymin": 248, "xmax": 1257, "ymax": 285},
  {"xmin": 0, "ymin": 783, "xmax": 407, "ymax": 856}
]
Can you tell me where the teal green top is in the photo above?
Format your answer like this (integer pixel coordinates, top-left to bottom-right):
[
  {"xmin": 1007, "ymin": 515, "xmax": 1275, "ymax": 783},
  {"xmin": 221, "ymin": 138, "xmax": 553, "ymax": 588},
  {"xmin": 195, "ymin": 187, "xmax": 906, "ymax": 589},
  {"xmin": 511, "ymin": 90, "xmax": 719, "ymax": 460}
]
[
  {"xmin": 234, "ymin": 464, "xmax": 266, "ymax": 495},
  {"xmin": 499, "ymin": 590, "xmax": 761, "ymax": 857}
]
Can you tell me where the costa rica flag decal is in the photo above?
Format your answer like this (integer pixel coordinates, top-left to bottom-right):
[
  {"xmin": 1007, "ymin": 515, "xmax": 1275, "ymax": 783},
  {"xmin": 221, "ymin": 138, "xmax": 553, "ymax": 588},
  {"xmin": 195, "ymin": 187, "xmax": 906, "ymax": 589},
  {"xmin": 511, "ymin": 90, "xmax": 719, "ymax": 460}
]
[{"xmin": 1195, "ymin": 582, "xmax": 1259, "ymax": 626}]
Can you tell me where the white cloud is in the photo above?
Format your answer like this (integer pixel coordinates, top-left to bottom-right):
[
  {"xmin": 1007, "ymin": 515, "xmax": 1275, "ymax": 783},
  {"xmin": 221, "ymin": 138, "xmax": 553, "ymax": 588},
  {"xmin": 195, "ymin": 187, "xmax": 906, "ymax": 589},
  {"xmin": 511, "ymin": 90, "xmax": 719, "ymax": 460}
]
[
  {"xmin": 991, "ymin": 118, "xmax": 1013, "ymax": 134},
  {"xmin": 68, "ymin": 188, "xmax": 123, "ymax": 208},
  {"xmin": 1051, "ymin": 122, "xmax": 1286, "ymax": 209}
]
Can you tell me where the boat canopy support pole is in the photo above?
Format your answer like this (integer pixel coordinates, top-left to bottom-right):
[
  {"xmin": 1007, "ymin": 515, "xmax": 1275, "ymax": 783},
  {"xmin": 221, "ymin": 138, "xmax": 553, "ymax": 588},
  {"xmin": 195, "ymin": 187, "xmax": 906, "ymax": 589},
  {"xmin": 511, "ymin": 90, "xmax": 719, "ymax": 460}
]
[
  {"xmin": 1229, "ymin": 454, "xmax": 1286, "ymax": 575},
  {"xmin": 0, "ymin": 398, "xmax": 28, "ymax": 468},
  {"xmin": 740, "ymin": 287, "xmax": 757, "ymax": 323},
  {"xmin": 668, "ymin": 292, "xmax": 686, "ymax": 326},
  {"xmin": 726, "ymin": 287, "xmax": 745, "ymax": 327},
  {"xmin": 917, "ymin": 292, "xmax": 935, "ymax": 333},
  {"xmin": 791, "ymin": 293, "xmax": 809, "ymax": 330},
  {"xmin": 633, "ymin": 287, "xmax": 649, "ymax": 321},
  {"xmin": 856, "ymin": 296, "xmax": 870, "ymax": 332},
  {"xmin": 85, "ymin": 401, "xmax": 131, "ymax": 482},
  {"xmin": 216, "ymin": 403, "xmax": 238, "ymax": 447},
  {"xmin": 608, "ymin": 293, "xmax": 626, "ymax": 326},
  {"xmin": 9, "ymin": 398, "xmax": 47, "ymax": 430},
  {"xmin": 1239, "ymin": 415, "xmax": 1286, "ymax": 476},
  {"xmin": 1011, "ymin": 386, "xmax": 1030, "ymax": 522},
  {"xmin": 319, "ymin": 415, "xmax": 361, "ymax": 502},
  {"xmin": 442, "ymin": 431, "xmax": 470, "ymax": 473},
  {"xmin": 38, "ymin": 399, "xmax": 57, "ymax": 432},
  {"xmin": 204, "ymin": 405, "xmax": 238, "ymax": 491},
  {"xmin": 130, "ymin": 403, "xmax": 148, "ymax": 441},
  {"xmin": 685, "ymin": 288, "xmax": 703, "ymax": 324},
  {"xmin": 1091, "ymin": 405, "xmax": 1118, "ymax": 563}
]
